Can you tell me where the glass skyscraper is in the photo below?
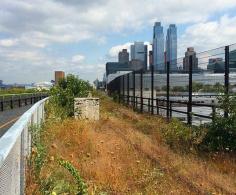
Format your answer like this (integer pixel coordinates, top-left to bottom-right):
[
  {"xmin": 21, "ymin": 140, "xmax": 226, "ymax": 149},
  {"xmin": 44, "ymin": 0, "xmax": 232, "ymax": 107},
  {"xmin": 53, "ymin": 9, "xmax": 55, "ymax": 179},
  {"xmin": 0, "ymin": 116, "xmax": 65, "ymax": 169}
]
[
  {"xmin": 166, "ymin": 24, "xmax": 177, "ymax": 71},
  {"xmin": 153, "ymin": 22, "xmax": 164, "ymax": 70},
  {"xmin": 130, "ymin": 42, "xmax": 148, "ymax": 70}
]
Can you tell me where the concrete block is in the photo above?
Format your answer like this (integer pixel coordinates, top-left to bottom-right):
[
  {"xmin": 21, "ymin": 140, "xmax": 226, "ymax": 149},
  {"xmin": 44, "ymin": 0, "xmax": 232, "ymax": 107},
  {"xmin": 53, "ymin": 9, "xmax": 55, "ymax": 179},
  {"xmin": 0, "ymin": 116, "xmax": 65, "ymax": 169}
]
[{"xmin": 74, "ymin": 98, "xmax": 99, "ymax": 120}]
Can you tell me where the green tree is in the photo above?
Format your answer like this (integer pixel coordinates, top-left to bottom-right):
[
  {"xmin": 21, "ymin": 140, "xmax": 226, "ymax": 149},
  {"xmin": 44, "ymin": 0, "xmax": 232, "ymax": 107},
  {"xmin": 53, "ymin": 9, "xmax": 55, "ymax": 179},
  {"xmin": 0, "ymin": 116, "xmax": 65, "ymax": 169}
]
[{"xmin": 49, "ymin": 74, "xmax": 92, "ymax": 118}]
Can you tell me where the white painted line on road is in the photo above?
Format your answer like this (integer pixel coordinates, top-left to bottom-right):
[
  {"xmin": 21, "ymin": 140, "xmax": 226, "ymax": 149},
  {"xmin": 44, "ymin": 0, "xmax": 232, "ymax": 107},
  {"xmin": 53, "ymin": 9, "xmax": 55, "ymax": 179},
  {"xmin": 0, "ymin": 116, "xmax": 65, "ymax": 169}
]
[{"xmin": 0, "ymin": 117, "xmax": 20, "ymax": 130}]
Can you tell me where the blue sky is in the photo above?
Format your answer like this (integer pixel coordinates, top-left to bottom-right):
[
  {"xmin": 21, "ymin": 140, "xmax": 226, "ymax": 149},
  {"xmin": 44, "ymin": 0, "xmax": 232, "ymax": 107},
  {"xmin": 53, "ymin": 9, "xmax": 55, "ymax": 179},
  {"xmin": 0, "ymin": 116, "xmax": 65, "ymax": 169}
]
[{"xmin": 0, "ymin": 0, "xmax": 236, "ymax": 84}]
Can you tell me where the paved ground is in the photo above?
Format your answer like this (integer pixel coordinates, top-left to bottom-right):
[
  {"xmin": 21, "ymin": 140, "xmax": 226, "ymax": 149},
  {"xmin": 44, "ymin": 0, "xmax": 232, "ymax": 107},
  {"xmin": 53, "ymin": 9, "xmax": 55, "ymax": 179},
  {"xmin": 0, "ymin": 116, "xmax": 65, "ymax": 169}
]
[{"xmin": 0, "ymin": 105, "xmax": 32, "ymax": 137}]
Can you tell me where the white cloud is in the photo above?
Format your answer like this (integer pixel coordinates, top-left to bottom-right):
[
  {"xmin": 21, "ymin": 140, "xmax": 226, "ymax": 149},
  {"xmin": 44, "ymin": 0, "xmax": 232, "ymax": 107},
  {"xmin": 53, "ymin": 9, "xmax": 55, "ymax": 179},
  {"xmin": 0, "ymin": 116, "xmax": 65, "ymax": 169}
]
[
  {"xmin": 1, "ymin": 0, "xmax": 236, "ymax": 47},
  {"xmin": 72, "ymin": 54, "xmax": 85, "ymax": 63},
  {"xmin": 0, "ymin": 0, "xmax": 236, "ymax": 83},
  {"xmin": 108, "ymin": 41, "xmax": 152, "ymax": 61},
  {"xmin": 0, "ymin": 38, "xmax": 18, "ymax": 47},
  {"xmin": 179, "ymin": 15, "xmax": 236, "ymax": 56},
  {"xmin": 108, "ymin": 42, "xmax": 132, "ymax": 58}
]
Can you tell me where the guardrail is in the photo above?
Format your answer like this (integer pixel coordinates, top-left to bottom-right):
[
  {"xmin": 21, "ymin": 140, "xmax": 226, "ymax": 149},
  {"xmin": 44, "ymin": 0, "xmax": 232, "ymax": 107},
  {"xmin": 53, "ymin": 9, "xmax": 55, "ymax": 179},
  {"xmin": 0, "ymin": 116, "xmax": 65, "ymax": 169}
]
[
  {"xmin": 0, "ymin": 93, "xmax": 48, "ymax": 111},
  {"xmin": 120, "ymin": 94, "xmax": 217, "ymax": 125},
  {"xmin": 0, "ymin": 97, "xmax": 48, "ymax": 195}
]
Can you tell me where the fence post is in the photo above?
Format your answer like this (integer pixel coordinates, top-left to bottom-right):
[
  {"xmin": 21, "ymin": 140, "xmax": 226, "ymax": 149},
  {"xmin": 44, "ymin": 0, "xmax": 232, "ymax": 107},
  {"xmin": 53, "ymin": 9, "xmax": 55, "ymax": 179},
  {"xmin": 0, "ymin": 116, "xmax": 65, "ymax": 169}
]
[
  {"xmin": 122, "ymin": 75, "xmax": 125, "ymax": 104},
  {"xmin": 0, "ymin": 101, "xmax": 3, "ymax": 111},
  {"xmin": 118, "ymin": 77, "xmax": 121, "ymax": 103},
  {"xmin": 151, "ymin": 65, "xmax": 154, "ymax": 114},
  {"xmin": 133, "ymin": 71, "xmax": 135, "ymax": 110},
  {"xmin": 156, "ymin": 99, "xmax": 159, "ymax": 115},
  {"xmin": 169, "ymin": 101, "xmax": 172, "ymax": 118},
  {"xmin": 166, "ymin": 61, "xmax": 170, "ymax": 119},
  {"xmin": 224, "ymin": 45, "xmax": 229, "ymax": 118},
  {"xmin": 127, "ymin": 73, "xmax": 130, "ymax": 105},
  {"xmin": 187, "ymin": 55, "xmax": 193, "ymax": 125},
  {"xmin": 148, "ymin": 98, "xmax": 150, "ymax": 113},
  {"xmin": 140, "ymin": 69, "xmax": 143, "ymax": 113},
  {"xmin": 19, "ymin": 96, "xmax": 21, "ymax": 107},
  {"xmin": 10, "ymin": 97, "xmax": 13, "ymax": 109}
]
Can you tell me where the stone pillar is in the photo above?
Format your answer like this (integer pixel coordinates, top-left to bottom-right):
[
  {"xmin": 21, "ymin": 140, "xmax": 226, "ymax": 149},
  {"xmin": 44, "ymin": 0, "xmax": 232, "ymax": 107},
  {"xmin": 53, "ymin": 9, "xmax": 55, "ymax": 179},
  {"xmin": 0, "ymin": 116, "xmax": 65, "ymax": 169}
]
[{"xmin": 74, "ymin": 98, "xmax": 99, "ymax": 120}]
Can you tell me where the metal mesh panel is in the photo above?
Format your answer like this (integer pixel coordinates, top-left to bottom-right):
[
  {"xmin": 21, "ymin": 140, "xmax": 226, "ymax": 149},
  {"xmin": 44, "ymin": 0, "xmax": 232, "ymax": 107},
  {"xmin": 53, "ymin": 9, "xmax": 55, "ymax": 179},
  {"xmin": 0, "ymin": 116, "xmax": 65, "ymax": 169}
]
[
  {"xmin": 0, "ymin": 136, "xmax": 21, "ymax": 195},
  {"xmin": 0, "ymin": 99, "xmax": 47, "ymax": 195},
  {"xmin": 229, "ymin": 43, "xmax": 236, "ymax": 93},
  {"xmin": 191, "ymin": 47, "xmax": 225, "ymax": 125},
  {"xmin": 169, "ymin": 57, "xmax": 189, "ymax": 122}
]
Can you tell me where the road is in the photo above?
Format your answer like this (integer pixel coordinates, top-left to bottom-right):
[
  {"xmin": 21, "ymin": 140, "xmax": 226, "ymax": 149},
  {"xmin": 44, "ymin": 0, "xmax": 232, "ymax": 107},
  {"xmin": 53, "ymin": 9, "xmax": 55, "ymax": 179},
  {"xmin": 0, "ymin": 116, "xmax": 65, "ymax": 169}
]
[{"xmin": 0, "ymin": 105, "xmax": 32, "ymax": 138}]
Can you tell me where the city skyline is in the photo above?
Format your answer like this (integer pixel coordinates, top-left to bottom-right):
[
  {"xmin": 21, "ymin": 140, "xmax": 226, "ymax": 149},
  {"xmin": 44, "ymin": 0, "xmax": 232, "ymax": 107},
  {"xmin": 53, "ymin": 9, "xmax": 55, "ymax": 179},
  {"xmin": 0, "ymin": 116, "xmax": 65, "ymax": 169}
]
[{"xmin": 0, "ymin": 0, "xmax": 236, "ymax": 83}]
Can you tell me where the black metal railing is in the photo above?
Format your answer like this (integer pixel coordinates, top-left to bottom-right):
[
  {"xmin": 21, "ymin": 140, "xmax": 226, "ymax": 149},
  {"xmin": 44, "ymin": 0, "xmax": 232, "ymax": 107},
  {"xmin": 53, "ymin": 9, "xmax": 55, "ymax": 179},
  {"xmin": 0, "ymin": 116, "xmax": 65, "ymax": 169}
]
[
  {"xmin": 0, "ymin": 93, "xmax": 48, "ymax": 112},
  {"xmin": 107, "ymin": 44, "xmax": 236, "ymax": 126}
]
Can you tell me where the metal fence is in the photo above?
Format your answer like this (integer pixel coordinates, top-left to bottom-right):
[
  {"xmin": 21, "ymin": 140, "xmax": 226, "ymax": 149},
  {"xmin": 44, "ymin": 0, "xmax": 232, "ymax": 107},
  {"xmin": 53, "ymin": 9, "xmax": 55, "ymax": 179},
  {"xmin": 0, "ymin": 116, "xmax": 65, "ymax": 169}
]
[
  {"xmin": 0, "ymin": 93, "xmax": 48, "ymax": 112},
  {"xmin": 0, "ymin": 97, "xmax": 48, "ymax": 195},
  {"xmin": 107, "ymin": 44, "xmax": 236, "ymax": 126}
]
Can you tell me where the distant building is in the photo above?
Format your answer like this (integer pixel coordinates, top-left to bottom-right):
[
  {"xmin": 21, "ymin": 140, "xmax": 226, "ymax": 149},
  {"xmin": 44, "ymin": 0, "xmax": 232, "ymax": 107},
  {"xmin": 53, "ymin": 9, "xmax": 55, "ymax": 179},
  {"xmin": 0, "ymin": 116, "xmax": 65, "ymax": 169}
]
[
  {"xmin": 207, "ymin": 58, "xmax": 224, "ymax": 73},
  {"xmin": 129, "ymin": 59, "xmax": 144, "ymax": 70},
  {"xmin": 55, "ymin": 71, "xmax": 65, "ymax": 85},
  {"xmin": 130, "ymin": 42, "xmax": 147, "ymax": 70},
  {"xmin": 106, "ymin": 61, "xmax": 143, "ymax": 76},
  {"xmin": 166, "ymin": 24, "xmax": 177, "ymax": 71},
  {"xmin": 149, "ymin": 50, "xmax": 153, "ymax": 67},
  {"xmin": 106, "ymin": 62, "xmax": 130, "ymax": 76},
  {"xmin": 153, "ymin": 22, "xmax": 164, "ymax": 70},
  {"xmin": 118, "ymin": 49, "xmax": 129, "ymax": 63},
  {"xmin": 230, "ymin": 49, "xmax": 236, "ymax": 71},
  {"xmin": 183, "ymin": 47, "xmax": 198, "ymax": 72},
  {"xmin": 93, "ymin": 79, "xmax": 105, "ymax": 90}
]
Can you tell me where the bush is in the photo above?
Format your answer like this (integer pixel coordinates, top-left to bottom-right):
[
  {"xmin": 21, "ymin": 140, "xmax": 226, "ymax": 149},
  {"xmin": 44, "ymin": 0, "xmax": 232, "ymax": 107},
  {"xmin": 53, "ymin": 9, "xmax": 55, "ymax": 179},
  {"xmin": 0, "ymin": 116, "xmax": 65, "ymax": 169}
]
[
  {"xmin": 59, "ymin": 159, "xmax": 88, "ymax": 195},
  {"xmin": 163, "ymin": 119, "xmax": 194, "ymax": 149},
  {"xmin": 49, "ymin": 74, "xmax": 92, "ymax": 118},
  {"xmin": 201, "ymin": 95, "xmax": 236, "ymax": 151}
]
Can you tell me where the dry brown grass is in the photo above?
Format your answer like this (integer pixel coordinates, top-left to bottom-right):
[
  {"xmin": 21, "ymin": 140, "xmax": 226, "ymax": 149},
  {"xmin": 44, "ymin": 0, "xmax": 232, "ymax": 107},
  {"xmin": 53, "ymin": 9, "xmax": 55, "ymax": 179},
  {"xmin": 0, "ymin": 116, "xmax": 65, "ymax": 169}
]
[{"xmin": 26, "ymin": 94, "xmax": 236, "ymax": 194}]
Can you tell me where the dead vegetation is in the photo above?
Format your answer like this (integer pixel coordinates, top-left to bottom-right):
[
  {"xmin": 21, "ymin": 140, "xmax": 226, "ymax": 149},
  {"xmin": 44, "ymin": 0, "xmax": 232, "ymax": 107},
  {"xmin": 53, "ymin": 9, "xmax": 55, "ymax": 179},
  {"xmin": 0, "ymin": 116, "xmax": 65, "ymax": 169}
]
[{"xmin": 26, "ymin": 94, "xmax": 236, "ymax": 194}]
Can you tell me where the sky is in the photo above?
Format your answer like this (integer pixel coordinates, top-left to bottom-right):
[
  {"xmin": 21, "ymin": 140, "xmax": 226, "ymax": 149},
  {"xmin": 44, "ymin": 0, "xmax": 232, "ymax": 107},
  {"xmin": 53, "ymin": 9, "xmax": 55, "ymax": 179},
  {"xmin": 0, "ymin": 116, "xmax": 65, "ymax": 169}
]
[{"xmin": 0, "ymin": 0, "xmax": 236, "ymax": 84}]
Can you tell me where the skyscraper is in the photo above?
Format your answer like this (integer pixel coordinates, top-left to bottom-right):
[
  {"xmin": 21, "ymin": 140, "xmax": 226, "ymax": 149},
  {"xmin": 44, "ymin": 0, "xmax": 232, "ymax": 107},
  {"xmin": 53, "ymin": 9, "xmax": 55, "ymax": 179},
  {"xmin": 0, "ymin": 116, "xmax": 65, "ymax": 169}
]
[
  {"xmin": 118, "ymin": 49, "xmax": 129, "ymax": 63},
  {"xmin": 166, "ymin": 24, "xmax": 177, "ymax": 71},
  {"xmin": 183, "ymin": 47, "xmax": 198, "ymax": 72},
  {"xmin": 130, "ymin": 42, "xmax": 147, "ymax": 70},
  {"xmin": 153, "ymin": 22, "xmax": 164, "ymax": 70}
]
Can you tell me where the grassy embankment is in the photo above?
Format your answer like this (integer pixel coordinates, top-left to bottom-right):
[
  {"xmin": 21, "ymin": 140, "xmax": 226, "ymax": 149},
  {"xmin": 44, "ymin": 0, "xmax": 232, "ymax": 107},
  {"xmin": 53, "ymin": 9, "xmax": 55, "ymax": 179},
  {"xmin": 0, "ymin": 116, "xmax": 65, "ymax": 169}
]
[
  {"xmin": 26, "ymin": 93, "xmax": 236, "ymax": 194},
  {"xmin": 0, "ymin": 88, "xmax": 41, "ymax": 95}
]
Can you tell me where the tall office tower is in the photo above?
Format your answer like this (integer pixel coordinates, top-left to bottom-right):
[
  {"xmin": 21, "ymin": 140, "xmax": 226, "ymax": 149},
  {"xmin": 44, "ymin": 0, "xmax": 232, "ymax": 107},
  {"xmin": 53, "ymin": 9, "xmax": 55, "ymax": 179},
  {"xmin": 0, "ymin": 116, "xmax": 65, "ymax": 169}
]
[
  {"xmin": 166, "ymin": 24, "xmax": 177, "ymax": 71},
  {"xmin": 118, "ymin": 49, "xmax": 129, "ymax": 63},
  {"xmin": 130, "ymin": 42, "xmax": 148, "ymax": 70},
  {"xmin": 55, "ymin": 71, "xmax": 65, "ymax": 85},
  {"xmin": 153, "ymin": 22, "xmax": 164, "ymax": 70},
  {"xmin": 149, "ymin": 50, "xmax": 153, "ymax": 67},
  {"xmin": 183, "ymin": 47, "xmax": 198, "ymax": 72}
]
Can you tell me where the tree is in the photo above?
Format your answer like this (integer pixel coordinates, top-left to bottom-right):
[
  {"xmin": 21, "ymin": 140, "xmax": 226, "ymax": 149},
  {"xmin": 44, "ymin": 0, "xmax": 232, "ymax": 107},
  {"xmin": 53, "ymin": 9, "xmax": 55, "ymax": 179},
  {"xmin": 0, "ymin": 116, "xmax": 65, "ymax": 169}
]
[{"xmin": 49, "ymin": 74, "xmax": 92, "ymax": 118}]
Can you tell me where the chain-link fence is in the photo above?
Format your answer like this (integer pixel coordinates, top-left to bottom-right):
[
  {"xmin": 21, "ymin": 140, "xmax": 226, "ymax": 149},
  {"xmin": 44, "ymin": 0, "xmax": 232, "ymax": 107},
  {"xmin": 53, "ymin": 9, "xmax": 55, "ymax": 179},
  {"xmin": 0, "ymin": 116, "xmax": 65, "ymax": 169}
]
[{"xmin": 0, "ymin": 98, "xmax": 48, "ymax": 195}]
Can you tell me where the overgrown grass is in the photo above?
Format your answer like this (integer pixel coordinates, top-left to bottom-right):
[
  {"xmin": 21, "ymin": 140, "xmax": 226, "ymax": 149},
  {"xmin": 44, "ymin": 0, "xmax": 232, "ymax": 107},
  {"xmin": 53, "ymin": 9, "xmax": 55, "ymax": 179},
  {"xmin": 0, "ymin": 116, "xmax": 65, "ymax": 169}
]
[
  {"xmin": 0, "ymin": 87, "xmax": 41, "ymax": 95},
  {"xmin": 26, "ymin": 91, "xmax": 236, "ymax": 194}
]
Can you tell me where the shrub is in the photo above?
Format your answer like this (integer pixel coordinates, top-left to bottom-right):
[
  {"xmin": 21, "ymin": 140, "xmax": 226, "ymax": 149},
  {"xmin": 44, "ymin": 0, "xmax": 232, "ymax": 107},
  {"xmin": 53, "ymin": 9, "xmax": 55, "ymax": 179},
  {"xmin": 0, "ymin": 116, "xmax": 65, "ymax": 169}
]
[
  {"xmin": 162, "ymin": 119, "xmax": 194, "ymax": 149},
  {"xmin": 49, "ymin": 74, "xmax": 92, "ymax": 118},
  {"xmin": 59, "ymin": 159, "xmax": 88, "ymax": 195},
  {"xmin": 29, "ymin": 125, "xmax": 46, "ymax": 179},
  {"xmin": 201, "ymin": 95, "xmax": 236, "ymax": 151}
]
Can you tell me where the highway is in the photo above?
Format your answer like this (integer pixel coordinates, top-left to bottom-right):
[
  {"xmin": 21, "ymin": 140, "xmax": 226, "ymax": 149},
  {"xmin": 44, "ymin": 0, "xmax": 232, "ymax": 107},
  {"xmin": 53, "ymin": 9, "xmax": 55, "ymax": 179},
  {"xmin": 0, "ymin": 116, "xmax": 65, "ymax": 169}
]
[{"xmin": 0, "ymin": 105, "xmax": 32, "ymax": 137}]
